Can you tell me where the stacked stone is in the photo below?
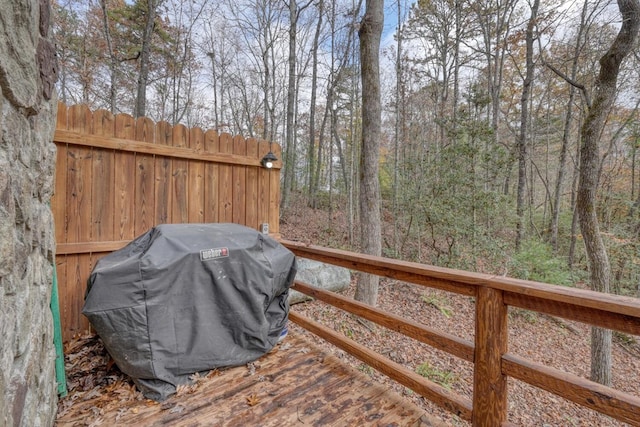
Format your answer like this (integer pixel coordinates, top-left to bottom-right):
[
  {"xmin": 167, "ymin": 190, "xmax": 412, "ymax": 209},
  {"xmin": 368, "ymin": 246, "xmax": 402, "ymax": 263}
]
[{"xmin": 0, "ymin": 0, "xmax": 59, "ymax": 425}]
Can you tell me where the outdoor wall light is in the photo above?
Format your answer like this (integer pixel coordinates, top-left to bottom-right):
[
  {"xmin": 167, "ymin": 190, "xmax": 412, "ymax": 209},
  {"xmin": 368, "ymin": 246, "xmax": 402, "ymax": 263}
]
[{"xmin": 261, "ymin": 151, "xmax": 278, "ymax": 169}]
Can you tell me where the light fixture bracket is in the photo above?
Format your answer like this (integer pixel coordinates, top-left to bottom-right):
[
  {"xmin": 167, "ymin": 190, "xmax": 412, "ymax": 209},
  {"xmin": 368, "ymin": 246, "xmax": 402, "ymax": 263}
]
[{"xmin": 261, "ymin": 151, "xmax": 278, "ymax": 169}]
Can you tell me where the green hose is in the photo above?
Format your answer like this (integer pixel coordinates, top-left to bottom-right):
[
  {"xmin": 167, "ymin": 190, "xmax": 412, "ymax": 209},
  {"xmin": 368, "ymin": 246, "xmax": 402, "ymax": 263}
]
[{"xmin": 51, "ymin": 265, "xmax": 67, "ymax": 397}]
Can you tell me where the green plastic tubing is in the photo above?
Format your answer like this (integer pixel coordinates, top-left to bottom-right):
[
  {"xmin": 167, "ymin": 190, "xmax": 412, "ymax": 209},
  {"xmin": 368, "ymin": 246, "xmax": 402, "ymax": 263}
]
[{"xmin": 51, "ymin": 265, "xmax": 68, "ymax": 397}]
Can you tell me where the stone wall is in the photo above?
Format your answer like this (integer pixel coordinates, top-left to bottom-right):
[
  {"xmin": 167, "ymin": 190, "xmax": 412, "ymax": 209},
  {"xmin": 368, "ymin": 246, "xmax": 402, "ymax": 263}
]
[{"xmin": 0, "ymin": 0, "xmax": 59, "ymax": 425}]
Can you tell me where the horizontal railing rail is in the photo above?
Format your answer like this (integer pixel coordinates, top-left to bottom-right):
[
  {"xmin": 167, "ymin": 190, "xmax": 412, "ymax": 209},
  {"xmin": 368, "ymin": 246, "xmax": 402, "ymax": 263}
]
[{"xmin": 281, "ymin": 240, "xmax": 640, "ymax": 427}]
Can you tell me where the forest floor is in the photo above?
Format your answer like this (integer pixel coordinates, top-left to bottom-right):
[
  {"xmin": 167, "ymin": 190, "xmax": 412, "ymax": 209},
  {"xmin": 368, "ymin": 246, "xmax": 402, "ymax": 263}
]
[{"xmin": 280, "ymin": 196, "xmax": 640, "ymax": 426}]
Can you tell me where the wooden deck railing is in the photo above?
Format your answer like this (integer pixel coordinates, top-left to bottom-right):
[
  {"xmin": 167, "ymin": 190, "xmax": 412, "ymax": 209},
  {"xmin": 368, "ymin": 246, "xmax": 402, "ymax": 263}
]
[{"xmin": 281, "ymin": 240, "xmax": 640, "ymax": 427}]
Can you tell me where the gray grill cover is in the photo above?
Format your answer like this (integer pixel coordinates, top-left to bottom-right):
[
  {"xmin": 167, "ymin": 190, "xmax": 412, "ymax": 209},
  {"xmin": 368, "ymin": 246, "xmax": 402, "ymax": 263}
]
[{"xmin": 83, "ymin": 223, "xmax": 296, "ymax": 401}]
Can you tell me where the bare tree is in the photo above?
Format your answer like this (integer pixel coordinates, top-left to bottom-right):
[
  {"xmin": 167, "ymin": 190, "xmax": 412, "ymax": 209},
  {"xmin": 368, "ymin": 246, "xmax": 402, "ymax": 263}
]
[
  {"xmin": 281, "ymin": 0, "xmax": 313, "ymax": 209},
  {"xmin": 515, "ymin": 0, "xmax": 540, "ymax": 250},
  {"xmin": 99, "ymin": 0, "xmax": 118, "ymax": 113},
  {"xmin": 471, "ymin": 0, "xmax": 520, "ymax": 193},
  {"xmin": 549, "ymin": 0, "xmax": 591, "ymax": 253},
  {"xmin": 157, "ymin": 0, "xmax": 207, "ymax": 125},
  {"xmin": 355, "ymin": 0, "xmax": 383, "ymax": 306},
  {"xmin": 306, "ymin": 0, "xmax": 324, "ymax": 207},
  {"xmin": 134, "ymin": 0, "xmax": 164, "ymax": 118},
  {"xmin": 577, "ymin": 0, "xmax": 640, "ymax": 385}
]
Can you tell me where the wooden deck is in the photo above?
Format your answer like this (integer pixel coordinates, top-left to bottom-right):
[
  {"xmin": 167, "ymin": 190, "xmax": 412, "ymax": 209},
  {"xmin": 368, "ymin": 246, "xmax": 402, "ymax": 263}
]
[{"xmin": 55, "ymin": 331, "xmax": 445, "ymax": 426}]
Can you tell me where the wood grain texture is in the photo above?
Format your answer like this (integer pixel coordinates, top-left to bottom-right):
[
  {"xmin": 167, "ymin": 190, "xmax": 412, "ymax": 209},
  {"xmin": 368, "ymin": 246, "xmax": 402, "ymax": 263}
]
[
  {"xmin": 56, "ymin": 240, "xmax": 131, "ymax": 255},
  {"xmin": 66, "ymin": 105, "xmax": 93, "ymax": 340},
  {"xmin": 203, "ymin": 129, "xmax": 219, "ymax": 223},
  {"xmin": 502, "ymin": 353, "xmax": 640, "ymax": 426},
  {"xmin": 292, "ymin": 281, "xmax": 475, "ymax": 362},
  {"xmin": 472, "ymin": 286, "xmax": 508, "ymax": 426},
  {"xmin": 268, "ymin": 142, "xmax": 281, "ymax": 234},
  {"xmin": 281, "ymin": 240, "xmax": 640, "ymax": 329},
  {"xmin": 55, "ymin": 331, "xmax": 440, "ymax": 427},
  {"xmin": 289, "ymin": 311, "xmax": 474, "ymax": 421},
  {"xmin": 53, "ymin": 104, "xmax": 283, "ymax": 341},
  {"xmin": 282, "ymin": 240, "xmax": 476, "ymax": 296},
  {"xmin": 257, "ymin": 140, "xmax": 270, "ymax": 230},
  {"xmin": 245, "ymin": 137, "xmax": 259, "ymax": 229},
  {"xmin": 54, "ymin": 129, "xmax": 275, "ymax": 168},
  {"xmin": 134, "ymin": 116, "xmax": 155, "ymax": 234},
  {"xmin": 113, "ymin": 113, "xmax": 136, "ymax": 240},
  {"xmin": 90, "ymin": 109, "xmax": 115, "ymax": 243},
  {"xmin": 232, "ymin": 134, "xmax": 247, "ymax": 225},
  {"xmin": 504, "ymin": 291, "xmax": 640, "ymax": 336},
  {"xmin": 53, "ymin": 103, "xmax": 68, "ymax": 244},
  {"xmin": 218, "ymin": 133, "xmax": 233, "ymax": 222},
  {"xmin": 188, "ymin": 127, "xmax": 205, "ymax": 223},
  {"xmin": 171, "ymin": 124, "xmax": 189, "ymax": 224},
  {"xmin": 154, "ymin": 121, "xmax": 172, "ymax": 224}
]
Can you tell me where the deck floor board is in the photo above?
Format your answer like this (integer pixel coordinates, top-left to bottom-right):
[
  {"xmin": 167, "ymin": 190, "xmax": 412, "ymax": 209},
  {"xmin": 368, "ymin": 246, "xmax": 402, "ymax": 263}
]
[{"xmin": 56, "ymin": 331, "xmax": 447, "ymax": 426}]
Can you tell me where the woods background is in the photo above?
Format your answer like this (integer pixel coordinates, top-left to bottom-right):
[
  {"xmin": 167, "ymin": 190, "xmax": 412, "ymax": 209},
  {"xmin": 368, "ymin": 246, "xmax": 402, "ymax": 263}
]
[{"xmin": 52, "ymin": 0, "xmax": 640, "ymax": 297}]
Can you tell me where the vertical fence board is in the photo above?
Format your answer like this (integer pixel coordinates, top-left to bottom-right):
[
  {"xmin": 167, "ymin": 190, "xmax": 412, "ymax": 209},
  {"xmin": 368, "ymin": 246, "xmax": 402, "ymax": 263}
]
[
  {"xmin": 188, "ymin": 127, "xmax": 205, "ymax": 223},
  {"xmin": 269, "ymin": 143, "xmax": 282, "ymax": 234},
  {"xmin": 91, "ymin": 110, "xmax": 115, "ymax": 243},
  {"xmin": 66, "ymin": 105, "xmax": 93, "ymax": 339},
  {"xmin": 218, "ymin": 133, "xmax": 233, "ymax": 222},
  {"xmin": 53, "ymin": 102, "xmax": 68, "ymax": 244},
  {"xmin": 172, "ymin": 124, "xmax": 189, "ymax": 223},
  {"xmin": 203, "ymin": 130, "xmax": 219, "ymax": 223},
  {"xmin": 56, "ymin": 253, "xmax": 69, "ymax": 341},
  {"xmin": 245, "ymin": 138, "xmax": 259, "ymax": 229},
  {"xmin": 232, "ymin": 135, "xmax": 247, "ymax": 225},
  {"xmin": 88, "ymin": 110, "xmax": 116, "ymax": 331},
  {"xmin": 257, "ymin": 141, "xmax": 270, "ymax": 230},
  {"xmin": 155, "ymin": 121, "xmax": 172, "ymax": 224},
  {"xmin": 135, "ymin": 117, "xmax": 155, "ymax": 235},
  {"xmin": 114, "ymin": 113, "xmax": 136, "ymax": 241},
  {"xmin": 67, "ymin": 105, "xmax": 93, "ymax": 242}
]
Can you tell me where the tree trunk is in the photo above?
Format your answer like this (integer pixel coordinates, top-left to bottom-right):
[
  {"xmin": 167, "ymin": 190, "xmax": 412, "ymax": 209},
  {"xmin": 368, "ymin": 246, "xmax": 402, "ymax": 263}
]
[
  {"xmin": 393, "ymin": 0, "xmax": 403, "ymax": 257},
  {"xmin": 307, "ymin": 0, "xmax": 323, "ymax": 206},
  {"xmin": 134, "ymin": 0, "xmax": 159, "ymax": 118},
  {"xmin": 281, "ymin": 0, "xmax": 299, "ymax": 210},
  {"xmin": 355, "ymin": 0, "xmax": 383, "ymax": 306},
  {"xmin": 577, "ymin": 0, "xmax": 640, "ymax": 386},
  {"xmin": 515, "ymin": 0, "xmax": 539, "ymax": 251},
  {"xmin": 99, "ymin": 0, "xmax": 117, "ymax": 114},
  {"xmin": 551, "ymin": 1, "xmax": 590, "ymax": 252}
]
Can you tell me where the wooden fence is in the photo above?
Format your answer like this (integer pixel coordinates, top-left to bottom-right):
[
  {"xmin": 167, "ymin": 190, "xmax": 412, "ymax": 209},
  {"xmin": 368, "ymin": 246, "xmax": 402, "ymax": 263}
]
[
  {"xmin": 282, "ymin": 240, "xmax": 640, "ymax": 426},
  {"xmin": 52, "ymin": 103, "xmax": 281, "ymax": 342}
]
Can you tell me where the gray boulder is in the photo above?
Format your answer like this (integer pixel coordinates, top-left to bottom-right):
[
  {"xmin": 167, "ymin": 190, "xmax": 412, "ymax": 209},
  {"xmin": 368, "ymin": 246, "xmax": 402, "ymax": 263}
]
[{"xmin": 288, "ymin": 258, "xmax": 351, "ymax": 304}]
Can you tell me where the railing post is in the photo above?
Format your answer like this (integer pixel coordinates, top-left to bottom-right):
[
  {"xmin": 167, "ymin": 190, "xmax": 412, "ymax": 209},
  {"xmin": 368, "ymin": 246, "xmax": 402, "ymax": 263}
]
[{"xmin": 473, "ymin": 286, "xmax": 508, "ymax": 426}]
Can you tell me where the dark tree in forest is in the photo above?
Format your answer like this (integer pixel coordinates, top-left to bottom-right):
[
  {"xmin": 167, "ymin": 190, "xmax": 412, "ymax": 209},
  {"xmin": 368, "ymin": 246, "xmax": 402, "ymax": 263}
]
[
  {"xmin": 577, "ymin": 0, "xmax": 640, "ymax": 386},
  {"xmin": 355, "ymin": 0, "xmax": 383, "ymax": 306}
]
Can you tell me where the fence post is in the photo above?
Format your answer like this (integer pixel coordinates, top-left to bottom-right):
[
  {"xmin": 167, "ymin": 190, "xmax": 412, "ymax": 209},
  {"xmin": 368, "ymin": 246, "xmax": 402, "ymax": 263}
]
[{"xmin": 473, "ymin": 286, "xmax": 508, "ymax": 426}]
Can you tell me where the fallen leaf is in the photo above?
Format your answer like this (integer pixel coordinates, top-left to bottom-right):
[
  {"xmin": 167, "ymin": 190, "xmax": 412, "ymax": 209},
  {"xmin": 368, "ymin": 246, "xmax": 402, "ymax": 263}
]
[
  {"xmin": 246, "ymin": 394, "xmax": 261, "ymax": 406},
  {"xmin": 87, "ymin": 417, "xmax": 104, "ymax": 427},
  {"xmin": 175, "ymin": 384, "xmax": 190, "ymax": 396},
  {"xmin": 206, "ymin": 369, "xmax": 221, "ymax": 379},
  {"xmin": 279, "ymin": 342, "xmax": 292, "ymax": 351},
  {"xmin": 169, "ymin": 404, "xmax": 186, "ymax": 414},
  {"xmin": 246, "ymin": 362, "xmax": 256, "ymax": 376}
]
